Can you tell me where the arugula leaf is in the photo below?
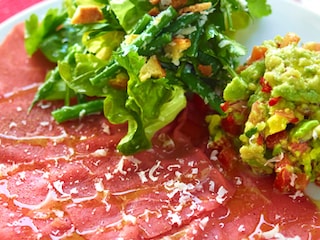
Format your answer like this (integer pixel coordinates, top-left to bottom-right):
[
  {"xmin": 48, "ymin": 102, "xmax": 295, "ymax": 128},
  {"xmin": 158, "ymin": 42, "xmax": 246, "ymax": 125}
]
[
  {"xmin": 219, "ymin": 0, "xmax": 271, "ymax": 32},
  {"xmin": 204, "ymin": 24, "xmax": 246, "ymax": 76}
]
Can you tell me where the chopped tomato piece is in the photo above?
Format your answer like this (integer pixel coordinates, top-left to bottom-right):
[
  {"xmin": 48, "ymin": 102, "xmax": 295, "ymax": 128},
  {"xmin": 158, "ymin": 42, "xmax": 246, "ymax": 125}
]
[
  {"xmin": 265, "ymin": 131, "xmax": 288, "ymax": 149},
  {"xmin": 289, "ymin": 142, "xmax": 310, "ymax": 155},
  {"xmin": 274, "ymin": 154, "xmax": 309, "ymax": 192},
  {"xmin": 256, "ymin": 134, "xmax": 264, "ymax": 145},
  {"xmin": 221, "ymin": 115, "xmax": 242, "ymax": 136},
  {"xmin": 279, "ymin": 32, "xmax": 300, "ymax": 48},
  {"xmin": 247, "ymin": 45, "xmax": 268, "ymax": 64},
  {"xmin": 218, "ymin": 146, "xmax": 237, "ymax": 169},
  {"xmin": 274, "ymin": 109, "xmax": 298, "ymax": 123}
]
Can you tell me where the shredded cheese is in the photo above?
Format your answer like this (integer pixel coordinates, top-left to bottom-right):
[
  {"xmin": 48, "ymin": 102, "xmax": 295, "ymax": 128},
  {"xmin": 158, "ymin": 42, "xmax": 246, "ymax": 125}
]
[
  {"xmin": 149, "ymin": 160, "xmax": 162, "ymax": 182},
  {"xmin": 216, "ymin": 186, "xmax": 228, "ymax": 204}
]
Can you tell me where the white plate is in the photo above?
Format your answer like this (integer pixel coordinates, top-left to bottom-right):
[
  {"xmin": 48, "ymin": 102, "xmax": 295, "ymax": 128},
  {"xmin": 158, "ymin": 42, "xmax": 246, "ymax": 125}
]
[
  {"xmin": 1, "ymin": 0, "xmax": 320, "ymax": 200},
  {"xmin": 1, "ymin": 0, "xmax": 320, "ymax": 56},
  {"xmin": 236, "ymin": 0, "xmax": 320, "ymax": 52},
  {"xmin": 2, "ymin": 0, "xmax": 320, "ymax": 45},
  {"xmin": 0, "ymin": 0, "xmax": 62, "ymax": 43}
]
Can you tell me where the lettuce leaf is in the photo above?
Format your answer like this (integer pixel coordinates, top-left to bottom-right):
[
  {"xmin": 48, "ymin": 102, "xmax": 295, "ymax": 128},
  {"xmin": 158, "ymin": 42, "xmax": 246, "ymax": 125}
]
[
  {"xmin": 109, "ymin": 0, "xmax": 153, "ymax": 33},
  {"xmin": 246, "ymin": 0, "xmax": 272, "ymax": 18},
  {"xmin": 103, "ymin": 50, "xmax": 186, "ymax": 154},
  {"xmin": 58, "ymin": 52, "xmax": 109, "ymax": 97}
]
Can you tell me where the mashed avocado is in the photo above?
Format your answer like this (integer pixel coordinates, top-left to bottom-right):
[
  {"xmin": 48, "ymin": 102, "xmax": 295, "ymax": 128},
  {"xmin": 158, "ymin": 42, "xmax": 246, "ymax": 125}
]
[
  {"xmin": 265, "ymin": 45, "xmax": 320, "ymax": 103},
  {"xmin": 215, "ymin": 33, "xmax": 320, "ymax": 192}
]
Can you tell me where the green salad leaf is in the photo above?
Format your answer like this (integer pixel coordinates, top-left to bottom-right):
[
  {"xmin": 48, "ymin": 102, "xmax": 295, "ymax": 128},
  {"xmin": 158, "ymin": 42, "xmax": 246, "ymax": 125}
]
[
  {"xmin": 247, "ymin": 0, "xmax": 272, "ymax": 18},
  {"xmin": 109, "ymin": 0, "xmax": 153, "ymax": 33},
  {"xmin": 25, "ymin": 8, "xmax": 68, "ymax": 57},
  {"xmin": 25, "ymin": 0, "xmax": 271, "ymax": 155}
]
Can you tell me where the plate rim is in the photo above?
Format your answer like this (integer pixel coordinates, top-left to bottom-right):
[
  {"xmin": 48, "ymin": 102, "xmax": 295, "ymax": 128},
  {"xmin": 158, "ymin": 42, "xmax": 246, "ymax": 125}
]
[{"xmin": 0, "ymin": 0, "xmax": 62, "ymax": 43}]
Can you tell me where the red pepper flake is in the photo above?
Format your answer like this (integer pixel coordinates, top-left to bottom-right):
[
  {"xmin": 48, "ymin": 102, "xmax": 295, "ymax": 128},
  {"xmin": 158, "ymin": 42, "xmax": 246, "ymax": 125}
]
[
  {"xmin": 221, "ymin": 115, "xmax": 242, "ymax": 136},
  {"xmin": 265, "ymin": 130, "xmax": 287, "ymax": 149},
  {"xmin": 198, "ymin": 64, "xmax": 213, "ymax": 77},
  {"xmin": 268, "ymin": 97, "xmax": 281, "ymax": 106},
  {"xmin": 290, "ymin": 117, "xmax": 299, "ymax": 124},
  {"xmin": 220, "ymin": 102, "xmax": 229, "ymax": 112},
  {"xmin": 260, "ymin": 77, "xmax": 272, "ymax": 93},
  {"xmin": 256, "ymin": 134, "xmax": 264, "ymax": 145}
]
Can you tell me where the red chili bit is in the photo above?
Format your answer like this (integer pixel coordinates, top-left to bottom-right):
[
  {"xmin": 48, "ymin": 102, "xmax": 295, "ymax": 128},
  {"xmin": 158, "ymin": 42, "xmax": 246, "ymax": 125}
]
[
  {"xmin": 198, "ymin": 64, "xmax": 213, "ymax": 77},
  {"xmin": 256, "ymin": 134, "xmax": 264, "ymax": 145},
  {"xmin": 220, "ymin": 102, "xmax": 229, "ymax": 112},
  {"xmin": 221, "ymin": 115, "xmax": 242, "ymax": 136},
  {"xmin": 260, "ymin": 77, "xmax": 272, "ymax": 93},
  {"xmin": 265, "ymin": 130, "xmax": 287, "ymax": 149},
  {"xmin": 268, "ymin": 97, "xmax": 281, "ymax": 106},
  {"xmin": 290, "ymin": 117, "xmax": 299, "ymax": 124}
]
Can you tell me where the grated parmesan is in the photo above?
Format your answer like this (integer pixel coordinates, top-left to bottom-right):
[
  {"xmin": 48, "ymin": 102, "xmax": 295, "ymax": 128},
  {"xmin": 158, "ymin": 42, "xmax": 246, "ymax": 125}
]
[
  {"xmin": 137, "ymin": 170, "xmax": 148, "ymax": 183},
  {"xmin": 166, "ymin": 210, "xmax": 182, "ymax": 226},
  {"xmin": 210, "ymin": 150, "xmax": 218, "ymax": 161},
  {"xmin": 216, "ymin": 186, "xmax": 228, "ymax": 204},
  {"xmin": 91, "ymin": 148, "xmax": 108, "ymax": 157},
  {"xmin": 149, "ymin": 160, "xmax": 162, "ymax": 182},
  {"xmin": 199, "ymin": 216, "xmax": 209, "ymax": 231}
]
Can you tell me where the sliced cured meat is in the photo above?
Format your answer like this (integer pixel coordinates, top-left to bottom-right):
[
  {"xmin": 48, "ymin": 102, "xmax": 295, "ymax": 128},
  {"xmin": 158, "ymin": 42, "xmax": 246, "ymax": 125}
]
[
  {"xmin": 0, "ymin": 103, "xmax": 234, "ymax": 239},
  {"xmin": 0, "ymin": 24, "xmax": 235, "ymax": 239},
  {"xmin": 0, "ymin": 23, "xmax": 54, "ymax": 97}
]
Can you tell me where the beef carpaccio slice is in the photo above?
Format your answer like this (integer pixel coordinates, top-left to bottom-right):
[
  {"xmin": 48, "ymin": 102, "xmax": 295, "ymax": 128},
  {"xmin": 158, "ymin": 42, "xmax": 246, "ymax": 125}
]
[{"xmin": 0, "ymin": 23, "xmax": 319, "ymax": 240}]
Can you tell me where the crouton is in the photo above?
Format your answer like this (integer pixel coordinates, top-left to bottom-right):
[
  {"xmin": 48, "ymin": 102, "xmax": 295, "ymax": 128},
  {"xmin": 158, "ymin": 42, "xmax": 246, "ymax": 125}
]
[
  {"xmin": 164, "ymin": 38, "xmax": 191, "ymax": 66},
  {"xmin": 139, "ymin": 55, "xmax": 166, "ymax": 81},
  {"xmin": 71, "ymin": 5, "xmax": 104, "ymax": 24}
]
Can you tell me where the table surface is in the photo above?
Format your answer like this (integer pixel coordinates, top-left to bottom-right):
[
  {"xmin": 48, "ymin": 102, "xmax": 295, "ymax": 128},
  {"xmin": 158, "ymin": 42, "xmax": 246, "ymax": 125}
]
[
  {"xmin": 0, "ymin": 0, "xmax": 43, "ymax": 23},
  {"xmin": 0, "ymin": 0, "xmax": 319, "ymax": 24}
]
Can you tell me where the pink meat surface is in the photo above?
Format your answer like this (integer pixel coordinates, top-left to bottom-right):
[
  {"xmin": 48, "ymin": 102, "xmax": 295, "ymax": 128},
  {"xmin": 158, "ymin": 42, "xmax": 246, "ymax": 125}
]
[
  {"xmin": 0, "ymin": 23, "xmax": 235, "ymax": 239},
  {"xmin": 0, "ymin": 23, "xmax": 320, "ymax": 240}
]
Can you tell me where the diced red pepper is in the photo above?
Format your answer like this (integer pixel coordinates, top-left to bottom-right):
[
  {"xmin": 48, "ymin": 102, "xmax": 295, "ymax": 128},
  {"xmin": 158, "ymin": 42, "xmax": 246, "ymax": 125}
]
[
  {"xmin": 265, "ymin": 130, "xmax": 288, "ymax": 149},
  {"xmin": 274, "ymin": 154, "xmax": 309, "ymax": 193},
  {"xmin": 260, "ymin": 77, "xmax": 272, "ymax": 93},
  {"xmin": 220, "ymin": 102, "xmax": 229, "ymax": 112},
  {"xmin": 268, "ymin": 97, "xmax": 281, "ymax": 106},
  {"xmin": 256, "ymin": 134, "xmax": 264, "ymax": 145},
  {"xmin": 221, "ymin": 115, "xmax": 242, "ymax": 136},
  {"xmin": 198, "ymin": 64, "xmax": 213, "ymax": 77}
]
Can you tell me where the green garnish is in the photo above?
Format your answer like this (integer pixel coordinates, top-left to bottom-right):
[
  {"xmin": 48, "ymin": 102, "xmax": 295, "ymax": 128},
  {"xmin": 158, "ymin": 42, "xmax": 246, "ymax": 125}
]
[{"xmin": 25, "ymin": 0, "xmax": 271, "ymax": 155}]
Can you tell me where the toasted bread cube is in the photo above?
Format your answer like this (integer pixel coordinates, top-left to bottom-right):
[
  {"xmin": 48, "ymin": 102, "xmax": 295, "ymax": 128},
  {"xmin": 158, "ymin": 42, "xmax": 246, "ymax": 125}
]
[
  {"xmin": 179, "ymin": 2, "xmax": 212, "ymax": 14},
  {"xmin": 139, "ymin": 55, "xmax": 166, "ymax": 81},
  {"xmin": 164, "ymin": 38, "xmax": 191, "ymax": 66},
  {"xmin": 71, "ymin": 5, "xmax": 104, "ymax": 24}
]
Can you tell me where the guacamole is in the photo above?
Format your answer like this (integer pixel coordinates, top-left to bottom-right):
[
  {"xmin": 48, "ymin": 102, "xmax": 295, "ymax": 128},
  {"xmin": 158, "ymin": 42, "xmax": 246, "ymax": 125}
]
[{"xmin": 212, "ymin": 33, "xmax": 320, "ymax": 192}]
